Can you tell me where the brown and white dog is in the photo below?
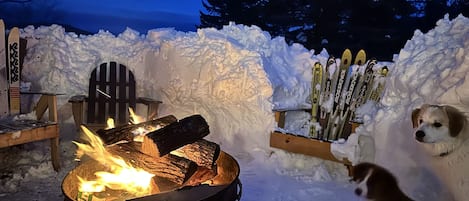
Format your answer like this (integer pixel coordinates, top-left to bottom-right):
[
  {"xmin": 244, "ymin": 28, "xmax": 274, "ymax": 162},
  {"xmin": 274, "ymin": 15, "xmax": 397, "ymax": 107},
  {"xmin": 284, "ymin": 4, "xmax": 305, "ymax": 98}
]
[
  {"xmin": 411, "ymin": 104, "xmax": 469, "ymax": 201},
  {"xmin": 411, "ymin": 104, "xmax": 469, "ymax": 156},
  {"xmin": 350, "ymin": 162, "xmax": 413, "ymax": 201}
]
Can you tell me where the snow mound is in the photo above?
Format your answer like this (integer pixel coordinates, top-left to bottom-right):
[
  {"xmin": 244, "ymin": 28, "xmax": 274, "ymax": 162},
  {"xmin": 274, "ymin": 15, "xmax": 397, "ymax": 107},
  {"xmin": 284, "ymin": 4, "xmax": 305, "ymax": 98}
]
[{"xmin": 358, "ymin": 14, "xmax": 469, "ymax": 201}]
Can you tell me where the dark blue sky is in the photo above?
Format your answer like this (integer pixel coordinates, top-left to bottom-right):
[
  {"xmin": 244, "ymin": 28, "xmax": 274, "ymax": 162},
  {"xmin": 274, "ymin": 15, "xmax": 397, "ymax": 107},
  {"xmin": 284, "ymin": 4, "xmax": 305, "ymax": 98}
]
[{"xmin": 0, "ymin": 0, "xmax": 204, "ymax": 34}]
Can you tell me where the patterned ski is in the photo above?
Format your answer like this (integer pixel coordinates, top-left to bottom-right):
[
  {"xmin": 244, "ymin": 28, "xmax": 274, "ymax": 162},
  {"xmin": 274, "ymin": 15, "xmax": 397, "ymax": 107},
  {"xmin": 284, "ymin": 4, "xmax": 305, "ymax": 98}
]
[
  {"xmin": 318, "ymin": 56, "xmax": 336, "ymax": 139},
  {"xmin": 335, "ymin": 49, "xmax": 366, "ymax": 139},
  {"xmin": 324, "ymin": 49, "xmax": 352, "ymax": 141},
  {"xmin": 8, "ymin": 27, "xmax": 20, "ymax": 115},
  {"xmin": 369, "ymin": 66, "xmax": 389, "ymax": 102},
  {"xmin": 310, "ymin": 62, "xmax": 323, "ymax": 138},
  {"xmin": 352, "ymin": 58, "xmax": 377, "ymax": 112},
  {"xmin": 0, "ymin": 19, "xmax": 8, "ymax": 117}
]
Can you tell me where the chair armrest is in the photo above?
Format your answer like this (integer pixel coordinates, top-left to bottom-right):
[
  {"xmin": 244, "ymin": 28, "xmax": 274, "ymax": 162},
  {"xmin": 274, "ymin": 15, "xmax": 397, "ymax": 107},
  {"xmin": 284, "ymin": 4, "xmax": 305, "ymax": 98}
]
[
  {"xmin": 137, "ymin": 97, "xmax": 162, "ymax": 120},
  {"xmin": 21, "ymin": 91, "xmax": 65, "ymax": 96},
  {"xmin": 68, "ymin": 95, "xmax": 87, "ymax": 103},
  {"xmin": 137, "ymin": 97, "xmax": 162, "ymax": 105}
]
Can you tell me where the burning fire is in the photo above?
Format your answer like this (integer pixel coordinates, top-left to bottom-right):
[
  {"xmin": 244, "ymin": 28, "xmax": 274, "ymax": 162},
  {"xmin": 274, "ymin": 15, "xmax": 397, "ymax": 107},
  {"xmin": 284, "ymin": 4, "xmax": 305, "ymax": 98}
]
[
  {"xmin": 129, "ymin": 108, "xmax": 145, "ymax": 124},
  {"xmin": 74, "ymin": 126, "xmax": 154, "ymax": 196},
  {"xmin": 105, "ymin": 118, "xmax": 115, "ymax": 130}
]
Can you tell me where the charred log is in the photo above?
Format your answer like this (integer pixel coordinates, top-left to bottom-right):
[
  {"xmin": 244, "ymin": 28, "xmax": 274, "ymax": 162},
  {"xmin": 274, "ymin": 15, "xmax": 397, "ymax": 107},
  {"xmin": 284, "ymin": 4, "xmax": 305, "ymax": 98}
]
[
  {"xmin": 97, "ymin": 115, "xmax": 178, "ymax": 145},
  {"xmin": 107, "ymin": 142, "xmax": 197, "ymax": 185},
  {"xmin": 172, "ymin": 139, "xmax": 220, "ymax": 169},
  {"xmin": 142, "ymin": 115, "xmax": 210, "ymax": 157},
  {"xmin": 184, "ymin": 166, "xmax": 218, "ymax": 186}
]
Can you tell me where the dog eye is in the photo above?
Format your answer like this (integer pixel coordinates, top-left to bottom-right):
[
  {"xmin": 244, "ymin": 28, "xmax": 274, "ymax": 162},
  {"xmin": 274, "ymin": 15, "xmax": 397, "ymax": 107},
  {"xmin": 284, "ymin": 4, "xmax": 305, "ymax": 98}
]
[
  {"xmin": 419, "ymin": 119, "xmax": 423, "ymax": 124},
  {"xmin": 433, "ymin": 122, "xmax": 442, "ymax": 127}
]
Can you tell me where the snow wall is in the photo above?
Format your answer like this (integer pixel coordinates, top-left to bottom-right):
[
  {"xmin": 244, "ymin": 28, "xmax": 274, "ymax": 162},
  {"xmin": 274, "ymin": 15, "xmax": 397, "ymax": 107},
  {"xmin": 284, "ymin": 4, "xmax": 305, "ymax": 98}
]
[
  {"xmin": 358, "ymin": 14, "xmax": 469, "ymax": 201},
  {"xmin": 17, "ymin": 14, "xmax": 469, "ymax": 200},
  {"xmin": 19, "ymin": 22, "xmax": 348, "ymax": 177}
]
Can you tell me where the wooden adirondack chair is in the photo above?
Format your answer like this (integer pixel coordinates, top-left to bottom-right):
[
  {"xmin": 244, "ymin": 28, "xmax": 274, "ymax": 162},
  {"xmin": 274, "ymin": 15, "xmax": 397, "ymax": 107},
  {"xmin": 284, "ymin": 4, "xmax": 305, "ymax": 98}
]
[
  {"xmin": 69, "ymin": 61, "xmax": 162, "ymax": 131},
  {"xmin": 0, "ymin": 24, "xmax": 60, "ymax": 171}
]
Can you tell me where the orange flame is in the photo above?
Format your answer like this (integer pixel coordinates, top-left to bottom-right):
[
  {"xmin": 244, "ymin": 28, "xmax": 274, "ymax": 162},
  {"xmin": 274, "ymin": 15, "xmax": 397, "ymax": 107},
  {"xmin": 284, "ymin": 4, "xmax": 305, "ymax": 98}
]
[
  {"xmin": 129, "ymin": 108, "xmax": 145, "ymax": 124},
  {"xmin": 105, "ymin": 118, "xmax": 115, "ymax": 130},
  {"xmin": 74, "ymin": 126, "xmax": 154, "ymax": 196}
]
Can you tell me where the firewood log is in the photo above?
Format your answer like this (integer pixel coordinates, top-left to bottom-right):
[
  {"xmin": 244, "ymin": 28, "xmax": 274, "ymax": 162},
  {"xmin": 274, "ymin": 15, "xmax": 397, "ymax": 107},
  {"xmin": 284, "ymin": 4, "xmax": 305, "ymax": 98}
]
[
  {"xmin": 171, "ymin": 139, "xmax": 220, "ymax": 169},
  {"xmin": 184, "ymin": 166, "xmax": 218, "ymax": 186},
  {"xmin": 97, "ymin": 115, "xmax": 178, "ymax": 145},
  {"xmin": 107, "ymin": 142, "xmax": 197, "ymax": 185},
  {"xmin": 141, "ymin": 114, "xmax": 210, "ymax": 157}
]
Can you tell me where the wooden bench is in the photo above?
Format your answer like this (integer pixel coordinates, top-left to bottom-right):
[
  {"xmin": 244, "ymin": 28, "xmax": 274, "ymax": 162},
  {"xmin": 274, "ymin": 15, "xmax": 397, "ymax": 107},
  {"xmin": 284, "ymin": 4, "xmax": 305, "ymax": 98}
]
[
  {"xmin": 269, "ymin": 108, "xmax": 359, "ymax": 175},
  {"xmin": 0, "ymin": 93, "xmax": 60, "ymax": 171}
]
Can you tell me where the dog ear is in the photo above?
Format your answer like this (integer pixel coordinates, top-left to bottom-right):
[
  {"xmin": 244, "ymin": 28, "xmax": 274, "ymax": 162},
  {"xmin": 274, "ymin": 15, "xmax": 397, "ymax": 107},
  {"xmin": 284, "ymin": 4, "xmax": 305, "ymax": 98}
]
[
  {"xmin": 411, "ymin": 108, "xmax": 421, "ymax": 128},
  {"xmin": 444, "ymin": 105, "xmax": 466, "ymax": 137}
]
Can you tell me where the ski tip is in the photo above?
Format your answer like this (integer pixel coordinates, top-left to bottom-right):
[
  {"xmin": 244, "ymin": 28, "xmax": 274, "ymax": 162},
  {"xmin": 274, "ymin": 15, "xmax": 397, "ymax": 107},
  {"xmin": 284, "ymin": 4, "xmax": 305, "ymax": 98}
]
[
  {"xmin": 341, "ymin": 49, "xmax": 352, "ymax": 66},
  {"xmin": 354, "ymin": 49, "xmax": 367, "ymax": 65},
  {"xmin": 8, "ymin": 27, "xmax": 19, "ymax": 39}
]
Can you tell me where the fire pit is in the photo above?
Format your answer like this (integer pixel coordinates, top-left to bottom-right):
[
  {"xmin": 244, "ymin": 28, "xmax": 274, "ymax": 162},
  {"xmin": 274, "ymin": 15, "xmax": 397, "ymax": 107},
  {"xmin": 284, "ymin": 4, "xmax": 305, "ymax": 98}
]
[
  {"xmin": 62, "ymin": 151, "xmax": 241, "ymax": 201},
  {"xmin": 62, "ymin": 114, "xmax": 241, "ymax": 201}
]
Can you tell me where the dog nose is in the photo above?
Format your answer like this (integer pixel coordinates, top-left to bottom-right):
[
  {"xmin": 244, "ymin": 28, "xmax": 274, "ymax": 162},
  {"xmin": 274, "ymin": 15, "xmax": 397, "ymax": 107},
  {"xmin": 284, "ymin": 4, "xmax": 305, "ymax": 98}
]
[
  {"xmin": 415, "ymin": 130, "xmax": 425, "ymax": 142},
  {"xmin": 355, "ymin": 188, "xmax": 362, "ymax": 196}
]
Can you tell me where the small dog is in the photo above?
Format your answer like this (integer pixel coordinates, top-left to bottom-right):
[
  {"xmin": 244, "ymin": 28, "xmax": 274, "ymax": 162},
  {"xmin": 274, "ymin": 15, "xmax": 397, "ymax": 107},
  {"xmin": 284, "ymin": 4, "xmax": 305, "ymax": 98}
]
[
  {"xmin": 411, "ymin": 104, "xmax": 469, "ymax": 156},
  {"xmin": 351, "ymin": 162, "xmax": 413, "ymax": 201}
]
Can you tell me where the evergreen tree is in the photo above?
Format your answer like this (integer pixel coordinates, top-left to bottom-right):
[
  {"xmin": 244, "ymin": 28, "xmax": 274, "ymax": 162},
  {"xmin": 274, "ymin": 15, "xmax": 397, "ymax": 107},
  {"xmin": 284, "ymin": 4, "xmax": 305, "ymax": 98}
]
[{"xmin": 198, "ymin": 0, "xmax": 465, "ymax": 60}]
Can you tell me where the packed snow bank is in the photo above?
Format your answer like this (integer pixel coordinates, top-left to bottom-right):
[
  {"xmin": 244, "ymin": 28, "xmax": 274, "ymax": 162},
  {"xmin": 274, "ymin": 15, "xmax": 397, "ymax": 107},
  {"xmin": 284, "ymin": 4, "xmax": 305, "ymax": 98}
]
[
  {"xmin": 9, "ymin": 22, "xmax": 350, "ymax": 199},
  {"xmin": 357, "ymin": 14, "xmax": 469, "ymax": 200},
  {"xmin": 7, "ymin": 14, "xmax": 466, "ymax": 200}
]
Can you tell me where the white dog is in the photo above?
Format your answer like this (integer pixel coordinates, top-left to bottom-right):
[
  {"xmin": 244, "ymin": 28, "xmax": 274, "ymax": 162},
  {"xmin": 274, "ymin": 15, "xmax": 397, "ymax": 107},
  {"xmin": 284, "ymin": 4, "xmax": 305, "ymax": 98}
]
[
  {"xmin": 411, "ymin": 104, "xmax": 469, "ymax": 156},
  {"xmin": 412, "ymin": 104, "xmax": 469, "ymax": 200}
]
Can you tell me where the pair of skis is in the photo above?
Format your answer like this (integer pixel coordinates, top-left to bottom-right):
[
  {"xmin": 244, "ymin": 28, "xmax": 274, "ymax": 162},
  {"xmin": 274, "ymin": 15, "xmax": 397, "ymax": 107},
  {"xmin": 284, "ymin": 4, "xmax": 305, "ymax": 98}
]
[
  {"xmin": 0, "ymin": 19, "xmax": 21, "ymax": 118},
  {"xmin": 311, "ymin": 49, "xmax": 380, "ymax": 141}
]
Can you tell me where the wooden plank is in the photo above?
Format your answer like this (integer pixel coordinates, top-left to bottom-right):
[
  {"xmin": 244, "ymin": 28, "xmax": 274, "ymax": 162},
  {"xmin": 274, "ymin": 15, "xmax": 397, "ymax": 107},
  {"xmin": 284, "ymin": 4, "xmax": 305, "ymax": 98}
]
[
  {"xmin": 109, "ymin": 62, "xmax": 117, "ymax": 121},
  {"xmin": 270, "ymin": 131, "xmax": 351, "ymax": 165},
  {"xmin": 47, "ymin": 95, "xmax": 57, "ymax": 122},
  {"xmin": 87, "ymin": 69, "xmax": 97, "ymax": 123},
  {"xmin": 118, "ymin": 64, "xmax": 127, "ymax": 124},
  {"xmin": 128, "ymin": 66, "xmax": 136, "ymax": 114},
  {"xmin": 97, "ymin": 62, "xmax": 107, "ymax": 123},
  {"xmin": 0, "ymin": 124, "xmax": 58, "ymax": 148},
  {"xmin": 274, "ymin": 111, "xmax": 286, "ymax": 129}
]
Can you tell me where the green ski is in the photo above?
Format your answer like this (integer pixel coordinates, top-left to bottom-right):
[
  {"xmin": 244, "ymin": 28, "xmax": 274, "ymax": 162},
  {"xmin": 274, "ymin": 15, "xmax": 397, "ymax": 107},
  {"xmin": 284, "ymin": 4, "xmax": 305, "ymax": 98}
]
[
  {"xmin": 310, "ymin": 62, "xmax": 323, "ymax": 138},
  {"xmin": 325, "ymin": 49, "xmax": 352, "ymax": 141}
]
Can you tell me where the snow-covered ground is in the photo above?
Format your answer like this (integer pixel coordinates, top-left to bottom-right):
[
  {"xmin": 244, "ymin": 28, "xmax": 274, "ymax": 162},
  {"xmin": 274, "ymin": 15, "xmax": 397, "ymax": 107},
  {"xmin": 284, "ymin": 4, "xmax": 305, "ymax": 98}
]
[{"xmin": 0, "ymin": 14, "xmax": 467, "ymax": 201}]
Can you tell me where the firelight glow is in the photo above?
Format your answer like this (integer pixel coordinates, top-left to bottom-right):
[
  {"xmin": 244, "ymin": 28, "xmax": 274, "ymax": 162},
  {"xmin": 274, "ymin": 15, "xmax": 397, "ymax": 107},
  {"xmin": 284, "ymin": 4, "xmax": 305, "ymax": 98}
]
[{"xmin": 73, "ymin": 126, "xmax": 154, "ymax": 196}]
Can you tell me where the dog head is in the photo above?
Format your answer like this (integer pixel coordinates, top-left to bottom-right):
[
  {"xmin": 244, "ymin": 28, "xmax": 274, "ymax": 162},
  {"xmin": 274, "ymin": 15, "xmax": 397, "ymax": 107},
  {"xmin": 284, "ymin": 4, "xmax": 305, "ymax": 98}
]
[
  {"xmin": 351, "ymin": 162, "xmax": 412, "ymax": 201},
  {"xmin": 350, "ymin": 162, "xmax": 375, "ymax": 199},
  {"xmin": 411, "ymin": 104, "xmax": 468, "ymax": 156}
]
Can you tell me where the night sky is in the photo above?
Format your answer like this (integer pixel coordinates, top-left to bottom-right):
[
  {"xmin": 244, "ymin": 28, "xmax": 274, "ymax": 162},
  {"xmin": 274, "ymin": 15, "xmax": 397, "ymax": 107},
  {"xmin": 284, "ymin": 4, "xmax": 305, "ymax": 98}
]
[{"xmin": 1, "ymin": 0, "xmax": 203, "ymax": 34}]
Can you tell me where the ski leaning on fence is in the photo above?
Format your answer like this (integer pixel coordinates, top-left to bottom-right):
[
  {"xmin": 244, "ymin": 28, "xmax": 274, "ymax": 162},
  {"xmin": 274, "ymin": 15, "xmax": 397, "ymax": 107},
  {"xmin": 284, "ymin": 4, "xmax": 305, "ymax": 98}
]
[
  {"xmin": 334, "ymin": 49, "xmax": 366, "ymax": 139},
  {"xmin": 7, "ymin": 27, "xmax": 20, "ymax": 115},
  {"xmin": 369, "ymin": 66, "xmax": 389, "ymax": 102},
  {"xmin": 324, "ymin": 49, "xmax": 352, "ymax": 141},
  {"xmin": 0, "ymin": 19, "xmax": 8, "ymax": 117},
  {"xmin": 318, "ymin": 56, "xmax": 336, "ymax": 139},
  {"xmin": 310, "ymin": 62, "xmax": 323, "ymax": 138}
]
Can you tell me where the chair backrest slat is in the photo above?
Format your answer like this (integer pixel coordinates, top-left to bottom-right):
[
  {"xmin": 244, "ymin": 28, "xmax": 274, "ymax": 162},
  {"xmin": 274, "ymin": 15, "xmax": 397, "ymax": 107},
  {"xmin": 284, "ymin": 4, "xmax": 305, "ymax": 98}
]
[
  {"xmin": 108, "ymin": 62, "xmax": 117, "ymax": 120},
  {"xmin": 97, "ymin": 63, "xmax": 107, "ymax": 123},
  {"xmin": 87, "ymin": 62, "xmax": 136, "ymax": 125}
]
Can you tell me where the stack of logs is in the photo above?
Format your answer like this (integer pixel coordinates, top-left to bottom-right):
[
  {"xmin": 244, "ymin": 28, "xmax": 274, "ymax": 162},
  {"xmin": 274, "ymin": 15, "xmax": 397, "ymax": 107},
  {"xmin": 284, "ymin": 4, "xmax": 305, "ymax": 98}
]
[{"xmin": 94, "ymin": 114, "xmax": 220, "ymax": 187}]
